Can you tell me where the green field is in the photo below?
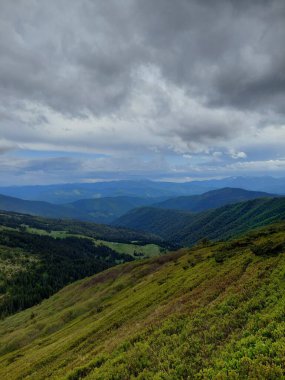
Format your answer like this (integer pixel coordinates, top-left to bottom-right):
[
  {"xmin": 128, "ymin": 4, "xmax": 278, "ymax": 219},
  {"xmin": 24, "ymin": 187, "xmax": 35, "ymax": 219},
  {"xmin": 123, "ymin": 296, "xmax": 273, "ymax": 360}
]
[
  {"xmin": 25, "ymin": 226, "xmax": 165, "ymax": 258},
  {"xmin": 95, "ymin": 240, "xmax": 165, "ymax": 258}
]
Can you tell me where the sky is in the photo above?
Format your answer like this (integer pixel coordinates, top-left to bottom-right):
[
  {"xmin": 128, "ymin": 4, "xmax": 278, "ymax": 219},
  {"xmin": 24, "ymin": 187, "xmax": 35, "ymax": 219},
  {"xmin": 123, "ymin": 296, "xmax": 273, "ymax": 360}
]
[{"xmin": 0, "ymin": 0, "xmax": 285, "ymax": 185}]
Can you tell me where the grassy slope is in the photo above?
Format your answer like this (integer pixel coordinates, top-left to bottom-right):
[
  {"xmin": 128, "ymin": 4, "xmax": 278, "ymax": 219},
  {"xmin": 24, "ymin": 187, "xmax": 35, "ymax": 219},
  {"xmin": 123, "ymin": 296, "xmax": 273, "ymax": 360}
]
[
  {"xmin": 114, "ymin": 197, "xmax": 285, "ymax": 246},
  {"xmin": 0, "ymin": 223, "xmax": 285, "ymax": 379}
]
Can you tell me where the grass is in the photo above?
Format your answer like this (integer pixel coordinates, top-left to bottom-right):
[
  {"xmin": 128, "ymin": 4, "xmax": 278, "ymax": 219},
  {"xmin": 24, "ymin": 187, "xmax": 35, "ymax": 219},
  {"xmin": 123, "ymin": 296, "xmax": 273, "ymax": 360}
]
[
  {"xmin": 95, "ymin": 241, "xmax": 164, "ymax": 258},
  {"xmin": 0, "ymin": 222, "xmax": 285, "ymax": 378},
  {"xmin": 25, "ymin": 226, "xmax": 164, "ymax": 258}
]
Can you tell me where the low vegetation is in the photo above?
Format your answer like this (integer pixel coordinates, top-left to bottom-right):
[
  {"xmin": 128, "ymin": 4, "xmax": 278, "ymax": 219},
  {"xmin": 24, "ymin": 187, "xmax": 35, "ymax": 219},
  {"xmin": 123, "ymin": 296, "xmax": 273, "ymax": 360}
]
[{"xmin": 0, "ymin": 222, "xmax": 285, "ymax": 379}]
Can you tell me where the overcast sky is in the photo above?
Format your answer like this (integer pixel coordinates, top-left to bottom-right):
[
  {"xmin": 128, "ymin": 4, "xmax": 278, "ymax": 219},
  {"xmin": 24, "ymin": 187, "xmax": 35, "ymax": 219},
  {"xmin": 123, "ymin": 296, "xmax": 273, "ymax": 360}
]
[{"xmin": 0, "ymin": 0, "xmax": 285, "ymax": 185}]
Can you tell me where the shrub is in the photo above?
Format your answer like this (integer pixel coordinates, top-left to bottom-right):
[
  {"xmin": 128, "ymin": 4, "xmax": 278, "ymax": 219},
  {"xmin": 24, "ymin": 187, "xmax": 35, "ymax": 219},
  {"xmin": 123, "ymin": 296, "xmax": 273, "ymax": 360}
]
[{"xmin": 251, "ymin": 240, "xmax": 284, "ymax": 256}]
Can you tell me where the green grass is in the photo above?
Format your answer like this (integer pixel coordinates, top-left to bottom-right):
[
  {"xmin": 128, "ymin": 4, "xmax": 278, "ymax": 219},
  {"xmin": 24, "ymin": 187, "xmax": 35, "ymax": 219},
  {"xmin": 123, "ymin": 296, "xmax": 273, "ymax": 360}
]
[
  {"xmin": 26, "ymin": 226, "xmax": 86, "ymax": 239},
  {"xmin": 0, "ymin": 222, "xmax": 285, "ymax": 379},
  {"xmin": 25, "ymin": 226, "xmax": 164, "ymax": 258},
  {"xmin": 95, "ymin": 241, "xmax": 164, "ymax": 258}
]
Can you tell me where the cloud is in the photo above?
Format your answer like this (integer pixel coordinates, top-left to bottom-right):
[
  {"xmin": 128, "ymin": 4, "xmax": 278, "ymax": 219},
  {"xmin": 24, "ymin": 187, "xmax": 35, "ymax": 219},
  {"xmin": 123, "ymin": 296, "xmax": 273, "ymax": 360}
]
[
  {"xmin": 0, "ymin": 0, "xmax": 284, "ymax": 184},
  {"xmin": 229, "ymin": 151, "xmax": 247, "ymax": 159}
]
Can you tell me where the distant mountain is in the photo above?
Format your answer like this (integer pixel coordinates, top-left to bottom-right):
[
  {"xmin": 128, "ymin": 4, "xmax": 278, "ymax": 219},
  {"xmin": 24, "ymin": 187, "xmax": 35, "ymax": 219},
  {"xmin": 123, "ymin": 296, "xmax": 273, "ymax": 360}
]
[
  {"xmin": 153, "ymin": 187, "xmax": 276, "ymax": 212},
  {"xmin": 0, "ymin": 187, "xmax": 278, "ymax": 224},
  {"xmin": 1, "ymin": 176, "xmax": 284, "ymax": 203},
  {"xmin": 64, "ymin": 196, "xmax": 157, "ymax": 223},
  {"xmin": 0, "ymin": 180, "xmax": 193, "ymax": 203},
  {"xmin": 0, "ymin": 194, "xmax": 158, "ymax": 223},
  {"xmin": 0, "ymin": 194, "xmax": 74, "ymax": 219},
  {"xmin": 114, "ymin": 197, "xmax": 285, "ymax": 246}
]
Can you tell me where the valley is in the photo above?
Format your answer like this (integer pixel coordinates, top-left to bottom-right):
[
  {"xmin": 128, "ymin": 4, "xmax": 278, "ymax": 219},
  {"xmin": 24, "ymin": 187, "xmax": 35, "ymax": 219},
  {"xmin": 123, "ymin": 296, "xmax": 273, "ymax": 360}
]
[
  {"xmin": 0, "ymin": 211, "xmax": 164, "ymax": 318},
  {"xmin": 115, "ymin": 197, "xmax": 285, "ymax": 245},
  {"xmin": 0, "ymin": 184, "xmax": 285, "ymax": 378}
]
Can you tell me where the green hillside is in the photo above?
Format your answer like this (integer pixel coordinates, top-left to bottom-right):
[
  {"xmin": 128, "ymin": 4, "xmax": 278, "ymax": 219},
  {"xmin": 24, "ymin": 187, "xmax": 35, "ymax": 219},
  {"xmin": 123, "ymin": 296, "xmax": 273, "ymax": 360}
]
[
  {"xmin": 0, "ymin": 223, "xmax": 285, "ymax": 379},
  {"xmin": 0, "ymin": 211, "xmax": 164, "ymax": 318},
  {"xmin": 0, "ymin": 227, "xmax": 134, "ymax": 318},
  {"xmin": 154, "ymin": 187, "xmax": 276, "ymax": 212},
  {"xmin": 0, "ymin": 210, "xmax": 162, "ymax": 245},
  {"xmin": 115, "ymin": 197, "xmax": 285, "ymax": 246},
  {"xmin": 114, "ymin": 206, "xmax": 192, "ymax": 237}
]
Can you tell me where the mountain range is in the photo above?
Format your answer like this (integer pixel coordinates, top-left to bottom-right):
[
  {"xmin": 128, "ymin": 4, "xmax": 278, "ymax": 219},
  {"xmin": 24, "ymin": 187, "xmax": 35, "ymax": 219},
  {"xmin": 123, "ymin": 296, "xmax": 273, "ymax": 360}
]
[
  {"xmin": 0, "ymin": 176, "xmax": 285, "ymax": 203},
  {"xmin": 0, "ymin": 187, "xmax": 278, "ymax": 224},
  {"xmin": 0, "ymin": 194, "xmax": 155, "ymax": 224},
  {"xmin": 114, "ymin": 197, "xmax": 285, "ymax": 246},
  {"xmin": 153, "ymin": 187, "xmax": 275, "ymax": 212}
]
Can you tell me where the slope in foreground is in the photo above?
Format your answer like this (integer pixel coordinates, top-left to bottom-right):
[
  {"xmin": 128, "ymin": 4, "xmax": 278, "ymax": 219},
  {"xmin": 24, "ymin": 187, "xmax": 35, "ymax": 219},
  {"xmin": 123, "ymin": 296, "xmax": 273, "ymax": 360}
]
[{"xmin": 0, "ymin": 223, "xmax": 285, "ymax": 379}]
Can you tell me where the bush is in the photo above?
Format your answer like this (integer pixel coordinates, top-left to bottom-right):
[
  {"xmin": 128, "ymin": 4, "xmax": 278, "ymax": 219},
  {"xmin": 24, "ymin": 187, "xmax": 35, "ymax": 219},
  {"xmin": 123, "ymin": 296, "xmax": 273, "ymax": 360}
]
[{"xmin": 251, "ymin": 240, "xmax": 284, "ymax": 256}]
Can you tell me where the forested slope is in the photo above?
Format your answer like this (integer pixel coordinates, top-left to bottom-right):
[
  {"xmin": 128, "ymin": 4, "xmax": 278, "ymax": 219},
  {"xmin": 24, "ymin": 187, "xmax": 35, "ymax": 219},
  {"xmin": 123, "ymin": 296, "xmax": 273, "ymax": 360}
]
[
  {"xmin": 154, "ymin": 187, "xmax": 275, "ymax": 212},
  {"xmin": 115, "ymin": 197, "xmax": 285, "ymax": 245},
  {"xmin": 0, "ymin": 211, "xmax": 164, "ymax": 318}
]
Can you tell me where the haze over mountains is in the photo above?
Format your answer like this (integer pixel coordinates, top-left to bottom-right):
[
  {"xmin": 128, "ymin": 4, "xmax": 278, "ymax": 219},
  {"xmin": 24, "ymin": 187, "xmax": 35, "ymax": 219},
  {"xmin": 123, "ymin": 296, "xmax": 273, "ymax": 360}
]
[
  {"xmin": 0, "ymin": 193, "xmax": 160, "ymax": 224},
  {"xmin": 0, "ymin": 185, "xmax": 279, "ymax": 224},
  {"xmin": 1, "ymin": 181, "xmax": 285, "ymax": 250},
  {"xmin": 0, "ymin": 176, "xmax": 285, "ymax": 203}
]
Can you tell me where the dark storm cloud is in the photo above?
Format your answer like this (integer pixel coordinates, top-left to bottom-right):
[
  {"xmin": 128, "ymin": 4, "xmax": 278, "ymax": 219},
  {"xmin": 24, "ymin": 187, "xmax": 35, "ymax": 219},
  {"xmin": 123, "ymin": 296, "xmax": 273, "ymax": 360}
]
[
  {"xmin": 135, "ymin": 0, "xmax": 285, "ymax": 113},
  {"xmin": 0, "ymin": 0, "xmax": 284, "ymax": 184},
  {"xmin": 1, "ymin": 0, "xmax": 284, "ymax": 118},
  {"xmin": 0, "ymin": 0, "xmax": 143, "ymax": 116}
]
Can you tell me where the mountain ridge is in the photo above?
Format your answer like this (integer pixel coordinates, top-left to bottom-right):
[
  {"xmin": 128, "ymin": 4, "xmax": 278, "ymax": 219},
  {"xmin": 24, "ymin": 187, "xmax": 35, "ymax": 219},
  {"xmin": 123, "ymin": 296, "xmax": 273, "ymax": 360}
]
[
  {"xmin": 153, "ymin": 187, "xmax": 276, "ymax": 212},
  {"xmin": 1, "ymin": 176, "xmax": 285, "ymax": 203},
  {"xmin": 0, "ymin": 187, "xmax": 278, "ymax": 224},
  {"xmin": 114, "ymin": 197, "xmax": 285, "ymax": 246},
  {"xmin": 0, "ymin": 194, "xmax": 158, "ymax": 224}
]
